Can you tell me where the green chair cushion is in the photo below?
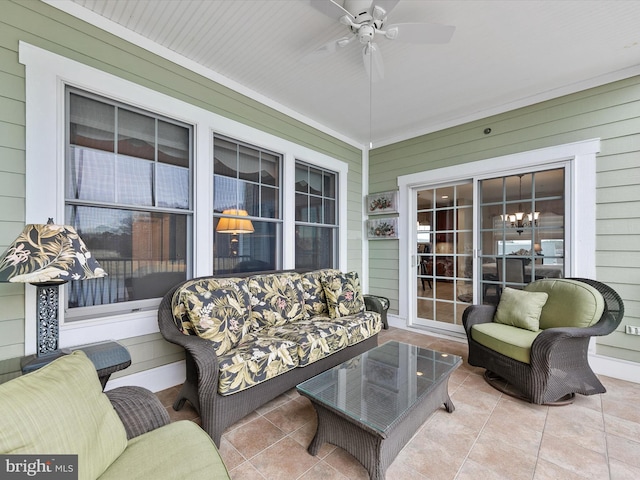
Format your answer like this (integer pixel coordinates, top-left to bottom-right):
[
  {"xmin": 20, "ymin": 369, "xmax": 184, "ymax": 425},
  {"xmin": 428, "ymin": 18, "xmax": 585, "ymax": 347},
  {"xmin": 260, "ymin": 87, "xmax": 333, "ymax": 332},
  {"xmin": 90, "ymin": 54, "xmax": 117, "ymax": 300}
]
[
  {"xmin": 493, "ymin": 287, "xmax": 549, "ymax": 332},
  {"xmin": 99, "ymin": 420, "xmax": 230, "ymax": 480},
  {"xmin": 472, "ymin": 322, "xmax": 542, "ymax": 364},
  {"xmin": 0, "ymin": 351, "xmax": 127, "ymax": 479},
  {"xmin": 524, "ymin": 278, "xmax": 605, "ymax": 329}
]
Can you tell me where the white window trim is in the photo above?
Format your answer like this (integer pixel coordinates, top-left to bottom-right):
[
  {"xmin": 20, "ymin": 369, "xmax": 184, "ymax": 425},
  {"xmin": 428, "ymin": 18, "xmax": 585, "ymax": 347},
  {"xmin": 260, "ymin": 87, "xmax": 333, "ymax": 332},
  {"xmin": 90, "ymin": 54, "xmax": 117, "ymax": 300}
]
[
  {"xmin": 397, "ymin": 138, "xmax": 600, "ymax": 325},
  {"xmin": 20, "ymin": 42, "xmax": 348, "ymax": 353}
]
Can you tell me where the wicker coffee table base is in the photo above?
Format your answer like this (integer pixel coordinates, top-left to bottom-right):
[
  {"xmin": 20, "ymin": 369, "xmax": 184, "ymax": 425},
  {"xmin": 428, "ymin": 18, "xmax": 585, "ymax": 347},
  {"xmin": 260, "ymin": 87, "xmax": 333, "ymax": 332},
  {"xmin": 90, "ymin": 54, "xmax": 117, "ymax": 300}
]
[{"xmin": 305, "ymin": 374, "xmax": 456, "ymax": 480}]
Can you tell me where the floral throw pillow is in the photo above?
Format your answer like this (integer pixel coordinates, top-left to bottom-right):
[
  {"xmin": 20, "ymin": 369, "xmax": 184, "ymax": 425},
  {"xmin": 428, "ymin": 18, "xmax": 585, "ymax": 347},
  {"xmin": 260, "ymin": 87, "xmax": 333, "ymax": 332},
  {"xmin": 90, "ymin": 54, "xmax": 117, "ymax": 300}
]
[
  {"xmin": 322, "ymin": 271, "xmax": 365, "ymax": 318},
  {"xmin": 248, "ymin": 272, "xmax": 306, "ymax": 330},
  {"xmin": 176, "ymin": 278, "xmax": 254, "ymax": 356}
]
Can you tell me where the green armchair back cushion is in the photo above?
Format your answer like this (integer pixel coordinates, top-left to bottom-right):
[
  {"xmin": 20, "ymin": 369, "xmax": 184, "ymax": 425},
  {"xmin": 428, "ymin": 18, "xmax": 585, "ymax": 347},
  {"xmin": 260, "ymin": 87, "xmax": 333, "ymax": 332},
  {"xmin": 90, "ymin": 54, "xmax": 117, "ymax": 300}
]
[
  {"xmin": 524, "ymin": 278, "xmax": 604, "ymax": 329},
  {"xmin": 0, "ymin": 351, "xmax": 128, "ymax": 479}
]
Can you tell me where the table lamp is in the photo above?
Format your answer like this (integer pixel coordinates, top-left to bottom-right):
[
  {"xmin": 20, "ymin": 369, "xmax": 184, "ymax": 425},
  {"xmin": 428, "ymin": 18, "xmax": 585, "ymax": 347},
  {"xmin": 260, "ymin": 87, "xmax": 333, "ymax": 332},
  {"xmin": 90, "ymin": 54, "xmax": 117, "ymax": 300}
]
[
  {"xmin": 216, "ymin": 209, "xmax": 254, "ymax": 257},
  {"xmin": 0, "ymin": 219, "xmax": 106, "ymax": 370}
]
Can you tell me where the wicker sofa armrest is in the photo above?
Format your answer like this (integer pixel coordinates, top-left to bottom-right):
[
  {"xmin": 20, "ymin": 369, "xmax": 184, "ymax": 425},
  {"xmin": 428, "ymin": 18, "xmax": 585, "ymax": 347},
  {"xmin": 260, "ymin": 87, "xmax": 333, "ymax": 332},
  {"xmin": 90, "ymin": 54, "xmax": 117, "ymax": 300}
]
[
  {"xmin": 363, "ymin": 294, "xmax": 384, "ymax": 315},
  {"xmin": 106, "ymin": 386, "xmax": 170, "ymax": 440}
]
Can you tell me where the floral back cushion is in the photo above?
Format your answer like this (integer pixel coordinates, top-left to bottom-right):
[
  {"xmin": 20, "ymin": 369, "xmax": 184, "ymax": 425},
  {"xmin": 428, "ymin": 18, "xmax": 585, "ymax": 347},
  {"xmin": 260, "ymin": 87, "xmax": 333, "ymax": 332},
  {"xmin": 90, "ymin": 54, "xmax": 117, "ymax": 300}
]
[
  {"xmin": 172, "ymin": 278, "xmax": 255, "ymax": 356},
  {"xmin": 248, "ymin": 272, "xmax": 306, "ymax": 330},
  {"xmin": 322, "ymin": 271, "xmax": 365, "ymax": 318},
  {"xmin": 301, "ymin": 269, "xmax": 340, "ymax": 317}
]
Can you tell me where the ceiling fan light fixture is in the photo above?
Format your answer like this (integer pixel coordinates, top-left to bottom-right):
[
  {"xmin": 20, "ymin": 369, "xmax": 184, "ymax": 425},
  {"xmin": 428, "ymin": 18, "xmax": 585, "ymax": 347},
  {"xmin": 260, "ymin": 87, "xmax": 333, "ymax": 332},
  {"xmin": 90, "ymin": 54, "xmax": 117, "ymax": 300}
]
[{"xmin": 384, "ymin": 26, "xmax": 399, "ymax": 39}]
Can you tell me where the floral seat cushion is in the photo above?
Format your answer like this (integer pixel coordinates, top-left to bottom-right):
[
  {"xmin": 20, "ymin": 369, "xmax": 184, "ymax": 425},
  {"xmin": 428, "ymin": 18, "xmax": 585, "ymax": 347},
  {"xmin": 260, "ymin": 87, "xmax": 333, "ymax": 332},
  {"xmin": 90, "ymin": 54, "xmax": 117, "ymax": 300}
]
[
  {"xmin": 248, "ymin": 272, "xmax": 306, "ymax": 330},
  {"xmin": 217, "ymin": 333, "xmax": 299, "ymax": 395},
  {"xmin": 265, "ymin": 319, "xmax": 349, "ymax": 366},
  {"xmin": 172, "ymin": 278, "xmax": 255, "ymax": 356},
  {"xmin": 312, "ymin": 311, "xmax": 382, "ymax": 346}
]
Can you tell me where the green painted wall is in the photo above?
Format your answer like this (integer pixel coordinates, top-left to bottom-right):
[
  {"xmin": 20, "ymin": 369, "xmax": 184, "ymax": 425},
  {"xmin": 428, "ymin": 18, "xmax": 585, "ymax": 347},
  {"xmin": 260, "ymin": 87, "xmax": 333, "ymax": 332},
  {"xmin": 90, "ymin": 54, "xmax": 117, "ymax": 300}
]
[
  {"xmin": 369, "ymin": 76, "xmax": 640, "ymax": 363},
  {"xmin": 0, "ymin": 0, "xmax": 363, "ymax": 371}
]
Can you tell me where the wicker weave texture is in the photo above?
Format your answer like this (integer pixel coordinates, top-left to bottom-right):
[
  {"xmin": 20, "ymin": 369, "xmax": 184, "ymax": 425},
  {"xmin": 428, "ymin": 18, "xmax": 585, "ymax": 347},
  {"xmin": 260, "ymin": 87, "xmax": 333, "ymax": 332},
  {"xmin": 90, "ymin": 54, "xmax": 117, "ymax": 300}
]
[
  {"xmin": 106, "ymin": 386, "xmax": 171, "ymax": 440},
  {"xmin": 463, "ymin": 278, "xmax": 625, "ymax": 404},
  {"xmin": 158, "ymin": 270, "xmax": 385, "ymax": 446}
]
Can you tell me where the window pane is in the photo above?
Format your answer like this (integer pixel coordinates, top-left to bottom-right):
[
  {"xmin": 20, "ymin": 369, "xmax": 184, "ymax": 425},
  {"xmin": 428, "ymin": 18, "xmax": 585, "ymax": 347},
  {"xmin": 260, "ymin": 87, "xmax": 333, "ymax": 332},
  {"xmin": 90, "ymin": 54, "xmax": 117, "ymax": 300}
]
[
  {"xmin": 157, "ymin": 162, "xmax": 189, "ymax": 209},
  {"xmin": 158, "ymin": 120, "xmax": 189, "ymax": 168},
  {"xmin": 309, "ymin": 195, "xmax": 322, "ymax": 222},
  {"xmin": 213, "ymin": 219, "xmax": 278, "ymax": 274},
  {"xmin": 295, "ymin": 225, "xmax": 335, "ymax": 269},
  {"xmin": 66, "ymin": 147, "xmax": 116, "ymax": 202},
  {"xmin": 261, "ymin": 185, "xmax": 278, "ymax": 218},
  {"xmin": 213, "ymin": 138, "xmax": 238, "ymax": 178},
  {"xmin": 238, "ymin": 180, "xmax": 260, "ymax": 216},
  {"xmin": 214, "ymin": 176, "xmax": 238, "ymax": 213},
  {"xmin": 324, "ymin": 172, "xmax": 336, "ymax": 199},
  {"xmin": 116, "ymin": 155, "xmax": 153, "ymax": 206},
  {"xmin": 65, "ymin": 206, "xmax": 188, "ymax": 308},
  {"xmin": 295, "ymin": 193, "xmax": 307, "ymax": 222},
  {"xmin": 324, "ymin": 198, "xmax": 336, "ymax": 224},
  {"xmin": 309, "ymin": 167, "xmax": 323, "ymax": 196},
  {"xmin": 118, "ymin": 109, "xmax": 155, "ymax": 161},
  {"xmin": 69, "ymin": 94, "xmax": 115, "ymax": 153},
  {"xmin": 238, "ymin": 145, "xmax": 260, "ymax": 182},
  {"xmin": 295, "ymin": 165, "xmax": 308, "ymax": 192},
  {"xmin": 262, "ymin": 152, "xmax": 279, "ymax": 186}
]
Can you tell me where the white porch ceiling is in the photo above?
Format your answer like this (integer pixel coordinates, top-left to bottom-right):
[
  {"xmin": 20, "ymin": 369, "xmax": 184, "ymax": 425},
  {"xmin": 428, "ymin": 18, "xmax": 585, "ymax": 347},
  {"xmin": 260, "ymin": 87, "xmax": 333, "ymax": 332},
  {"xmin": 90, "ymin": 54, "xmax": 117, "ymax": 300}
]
[{"xmin": 56, "ymin": 0, "xmax": 640, "ymax": 148}]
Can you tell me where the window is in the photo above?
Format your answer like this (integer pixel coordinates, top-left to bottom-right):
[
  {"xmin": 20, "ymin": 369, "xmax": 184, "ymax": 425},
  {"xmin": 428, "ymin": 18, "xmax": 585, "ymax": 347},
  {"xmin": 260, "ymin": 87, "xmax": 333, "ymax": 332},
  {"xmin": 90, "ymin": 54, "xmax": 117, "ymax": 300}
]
[
  {"xmin": 22, "ymin": 42, "xmax": 349, "ymax": 348},
  {"xmin": 213, "ymin": 135, "xmax": 281, "ymax": 273},
  {"xmin": 65, "ymin": 89, "xmax": 192, "ymax": 318},
  {"xmin": 294, "ymin": 162, "xmax": 338, "ymax": 269}
]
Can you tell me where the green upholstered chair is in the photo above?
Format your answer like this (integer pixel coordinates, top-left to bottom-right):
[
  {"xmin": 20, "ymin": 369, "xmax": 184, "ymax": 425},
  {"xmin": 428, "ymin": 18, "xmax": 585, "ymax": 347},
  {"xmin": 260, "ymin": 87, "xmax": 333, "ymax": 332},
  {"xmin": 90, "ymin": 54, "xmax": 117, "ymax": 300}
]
[
  {"xmin": 0, "ymin": 351, "xmax": 230, "ymax": 480},
  {"xmin": 463, "ymin": 278, "xmax": 624, "ymax": 404}
]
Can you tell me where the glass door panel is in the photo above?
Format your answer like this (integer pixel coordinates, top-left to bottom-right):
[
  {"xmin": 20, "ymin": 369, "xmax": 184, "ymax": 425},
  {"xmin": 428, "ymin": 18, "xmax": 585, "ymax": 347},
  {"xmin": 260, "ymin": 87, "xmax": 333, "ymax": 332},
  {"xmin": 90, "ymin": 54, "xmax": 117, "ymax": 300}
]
[
  {"xmin": 416, "ymin": 181, "xmax": 473, "ymax": 330},
  {"xmin": 479, "ymin": 168, "xmax": 565, "ymax": 305}
]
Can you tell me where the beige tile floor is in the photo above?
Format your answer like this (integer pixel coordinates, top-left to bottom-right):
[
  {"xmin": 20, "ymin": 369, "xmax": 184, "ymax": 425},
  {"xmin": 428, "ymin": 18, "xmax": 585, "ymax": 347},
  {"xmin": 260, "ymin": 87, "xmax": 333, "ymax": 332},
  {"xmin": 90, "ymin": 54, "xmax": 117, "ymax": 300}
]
[{"xmin": 156, "ymin": 327, "xmax": 640, "ymax": 479}]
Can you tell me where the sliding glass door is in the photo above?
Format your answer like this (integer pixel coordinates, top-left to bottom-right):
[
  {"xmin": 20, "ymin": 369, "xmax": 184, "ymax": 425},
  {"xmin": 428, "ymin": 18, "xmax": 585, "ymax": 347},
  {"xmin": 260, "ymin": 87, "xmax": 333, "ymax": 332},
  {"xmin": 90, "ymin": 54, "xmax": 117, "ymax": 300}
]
[
  {"xmin": 412, "ymin": 168, "xmax": 565, "ymax": 331},
  {"xmin": 415, "ymin": 182, "xmax": 473, "ymax": 330}
]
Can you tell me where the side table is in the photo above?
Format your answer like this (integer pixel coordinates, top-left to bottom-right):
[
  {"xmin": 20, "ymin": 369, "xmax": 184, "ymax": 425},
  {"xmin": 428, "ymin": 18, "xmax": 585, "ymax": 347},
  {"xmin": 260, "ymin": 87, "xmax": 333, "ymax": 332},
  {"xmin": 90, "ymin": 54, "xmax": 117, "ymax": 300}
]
[{"xmin": 21, "ymin": 340, "xmax": 131, "ymax": 389}]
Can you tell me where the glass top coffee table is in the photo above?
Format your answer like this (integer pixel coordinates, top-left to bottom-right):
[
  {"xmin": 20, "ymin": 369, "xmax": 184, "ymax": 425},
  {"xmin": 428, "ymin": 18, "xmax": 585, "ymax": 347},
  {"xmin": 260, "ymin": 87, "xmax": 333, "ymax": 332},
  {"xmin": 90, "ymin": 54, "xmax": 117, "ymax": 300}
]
[{"xmin": 297, "ymin": 341, "xmax": 461, "ymax": 480}]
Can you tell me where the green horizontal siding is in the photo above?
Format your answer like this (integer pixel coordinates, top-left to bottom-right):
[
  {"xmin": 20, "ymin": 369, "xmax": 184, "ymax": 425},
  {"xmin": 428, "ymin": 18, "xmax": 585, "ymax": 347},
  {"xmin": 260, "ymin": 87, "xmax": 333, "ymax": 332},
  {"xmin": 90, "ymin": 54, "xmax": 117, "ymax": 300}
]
[
  {"xmin": 0, "ymin": 0, "xmax": 363, "ymax": 377},
  {"xmin": 370, "ymin": 75, "xmax": 640, "ymax": 363}
]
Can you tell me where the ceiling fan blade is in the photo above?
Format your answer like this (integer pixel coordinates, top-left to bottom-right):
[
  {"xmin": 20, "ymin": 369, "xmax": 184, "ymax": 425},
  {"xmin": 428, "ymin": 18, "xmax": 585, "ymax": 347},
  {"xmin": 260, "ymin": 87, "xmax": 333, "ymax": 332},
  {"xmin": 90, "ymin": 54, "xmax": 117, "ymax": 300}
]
[
  {"xmin": 373, "ymin": 0, "xmax": 400, "ymax": 16},
  {"xmin": 309, "ymin": 0, "xmax": 354, "ymax": 22},
  {"xmin": 385, "ymin": 22, "xmax": 455, "ymax": 44},
  {"xmin": 362, "ymin": 42, "xmax": 384, "ymax": 83},
  {"xmin": 301, "ymin": 35, "xmax": 355, "ymax": 64}
]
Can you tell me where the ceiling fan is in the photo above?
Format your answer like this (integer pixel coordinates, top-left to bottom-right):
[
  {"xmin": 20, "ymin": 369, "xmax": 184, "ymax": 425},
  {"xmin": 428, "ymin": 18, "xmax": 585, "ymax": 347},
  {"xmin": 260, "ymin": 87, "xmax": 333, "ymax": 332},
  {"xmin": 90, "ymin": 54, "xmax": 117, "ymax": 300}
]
[{"xmin": 305, "ymin": 0, "xmax": 455, "ymax": 82}]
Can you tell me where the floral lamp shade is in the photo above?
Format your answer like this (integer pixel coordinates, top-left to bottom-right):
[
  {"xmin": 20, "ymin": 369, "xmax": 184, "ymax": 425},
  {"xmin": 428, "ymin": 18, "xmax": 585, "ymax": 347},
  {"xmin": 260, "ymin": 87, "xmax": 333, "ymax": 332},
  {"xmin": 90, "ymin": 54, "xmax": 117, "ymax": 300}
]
[{"xmin": 0, "ymin": 220, "xmax": 106, "ymax": 285}]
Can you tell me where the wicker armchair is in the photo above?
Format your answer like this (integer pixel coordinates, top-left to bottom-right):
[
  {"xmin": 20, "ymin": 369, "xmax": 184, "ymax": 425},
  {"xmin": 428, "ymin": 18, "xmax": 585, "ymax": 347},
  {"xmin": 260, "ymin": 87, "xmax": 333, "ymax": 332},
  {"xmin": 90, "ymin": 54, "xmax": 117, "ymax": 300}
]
[{"xmin": 463, "ymin": 278, "xmax": 624, "ymax": 404}]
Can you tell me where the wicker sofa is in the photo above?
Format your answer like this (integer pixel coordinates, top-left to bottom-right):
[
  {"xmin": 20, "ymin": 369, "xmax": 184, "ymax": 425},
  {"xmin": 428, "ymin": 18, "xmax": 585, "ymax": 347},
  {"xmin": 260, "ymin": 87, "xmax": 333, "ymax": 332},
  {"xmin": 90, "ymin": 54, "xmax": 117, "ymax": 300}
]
[
  {"xmin": 158, "ymin": 268, "xmax": 384, "ymax": 446},
  {"xmin": 0, "ymin": 351, "xmax": 230, "ymax": 479},
  {"xmin": 463, "ymin": 277, "xmax": 624, "ymax": 404}
]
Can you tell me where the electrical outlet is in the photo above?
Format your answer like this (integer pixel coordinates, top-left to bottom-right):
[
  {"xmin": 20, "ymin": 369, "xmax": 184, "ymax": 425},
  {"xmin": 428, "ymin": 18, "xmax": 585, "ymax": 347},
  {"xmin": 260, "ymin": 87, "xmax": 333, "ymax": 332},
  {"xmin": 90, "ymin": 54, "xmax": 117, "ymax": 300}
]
[{"xmin": 625, "ymin": 325, "xmax": 640, "ymax": 335}]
